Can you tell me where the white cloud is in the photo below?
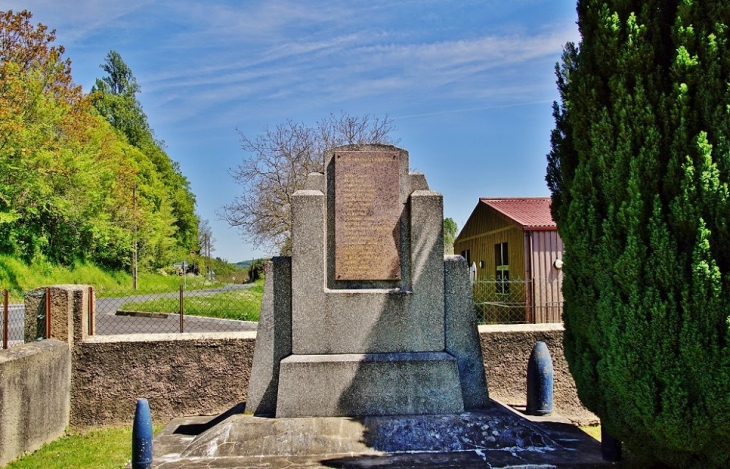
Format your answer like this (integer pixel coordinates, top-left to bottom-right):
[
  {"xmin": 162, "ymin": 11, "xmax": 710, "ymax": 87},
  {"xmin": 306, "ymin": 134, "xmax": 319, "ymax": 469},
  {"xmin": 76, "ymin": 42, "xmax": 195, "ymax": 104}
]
[
  {"xmin": 13, "ymin": 1, "xmax": 577, "ymax": 133},
  {"xmin": 144, "ymin": 24, "xmax": 571, "ymax": 126},
  {"xmin": 6, "ymin": 0, "xmax": 153, "ymax": 43}
]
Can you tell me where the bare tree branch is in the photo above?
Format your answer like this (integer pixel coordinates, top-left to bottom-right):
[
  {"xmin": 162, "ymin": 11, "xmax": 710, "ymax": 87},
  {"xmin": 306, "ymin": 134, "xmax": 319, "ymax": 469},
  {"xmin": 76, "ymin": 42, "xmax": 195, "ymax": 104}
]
[{"xmin": 219, "ymin": 112, "xmax": 398, "ymax": 254}]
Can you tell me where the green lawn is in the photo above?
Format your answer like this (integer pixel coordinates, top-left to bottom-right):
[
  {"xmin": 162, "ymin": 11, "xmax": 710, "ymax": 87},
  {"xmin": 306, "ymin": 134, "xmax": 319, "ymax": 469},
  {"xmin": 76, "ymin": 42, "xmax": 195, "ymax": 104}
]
[
  {"xmin": 580, "ymin": 424, "xmax": 601, "ymax": 441},
  {"xmin": 119, "ymin": 280, "xmax": 264, "ymax": 321},
  {"xmin": 5, "ymin": 425, "xmax": 161, "ymax": 469}
]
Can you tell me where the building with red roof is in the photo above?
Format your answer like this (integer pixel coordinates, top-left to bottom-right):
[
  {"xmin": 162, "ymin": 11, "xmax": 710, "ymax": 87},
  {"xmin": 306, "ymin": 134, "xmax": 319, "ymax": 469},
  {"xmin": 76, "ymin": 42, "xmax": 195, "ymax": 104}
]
[{"xmin": 453, "ymin": 197, "xmax": 563, "ymax": 324}]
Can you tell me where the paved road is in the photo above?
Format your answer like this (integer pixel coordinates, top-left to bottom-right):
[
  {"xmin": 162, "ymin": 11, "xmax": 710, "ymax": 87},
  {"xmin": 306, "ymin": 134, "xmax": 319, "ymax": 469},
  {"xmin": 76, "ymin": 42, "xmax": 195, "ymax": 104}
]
[{"xmin": 1, "ymin": 284, "xmax": 259, "ymax": 346}]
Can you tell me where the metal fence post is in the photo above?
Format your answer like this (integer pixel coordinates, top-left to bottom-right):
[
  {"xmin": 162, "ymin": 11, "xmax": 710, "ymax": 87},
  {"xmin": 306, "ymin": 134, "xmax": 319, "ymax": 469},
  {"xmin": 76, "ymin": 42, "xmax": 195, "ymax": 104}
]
[
  {"xmin": 45, "ymin": 287, "xmax": 52, "ymax": 339},
  {"xmin": 179, "ymin": 285, "xmax": 184, "ymax": 333},
  {"xmin": 88, "ymin": 286, "xmax": 95, "ymax": 336},
  {"xmin": 2, "ymin": 289, "xmax": 8, "ymax": 349}
]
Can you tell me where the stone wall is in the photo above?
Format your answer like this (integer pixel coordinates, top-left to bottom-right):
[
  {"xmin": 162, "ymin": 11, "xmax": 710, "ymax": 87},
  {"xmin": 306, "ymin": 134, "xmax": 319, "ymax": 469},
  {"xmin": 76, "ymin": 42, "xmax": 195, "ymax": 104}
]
[
  {"xmin": 24, "ymin": 285, "xmax": 92, "ymax": 345},
  {"xmin": 71, "ymin": 332, "xmax": 255, "ymax": 428},
  {"xmin": 70, "ymin": 324, "xmax": 596, "ymax": 428},
  {"xmin": 2, "ymin": 285, "xmax": 595, "ymax": 465},
  {"xmin": 0, "ymin": 340, "xmax": 71, "ymax": 467},
  {"xmin": 479, "ymin": 323, "xmax": 597, "ymax": 425}
]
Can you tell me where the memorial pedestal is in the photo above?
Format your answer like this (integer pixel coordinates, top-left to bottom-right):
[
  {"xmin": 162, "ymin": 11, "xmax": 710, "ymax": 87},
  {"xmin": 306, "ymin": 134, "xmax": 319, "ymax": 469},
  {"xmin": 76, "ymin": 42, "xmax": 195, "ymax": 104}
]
[
  {"xmin": 247, "ymin": 144, "xmax": 488, "ymax": 418},
  {"xmin": 275, "ymin": 352, "xmax": 464, "ymax": 418}
]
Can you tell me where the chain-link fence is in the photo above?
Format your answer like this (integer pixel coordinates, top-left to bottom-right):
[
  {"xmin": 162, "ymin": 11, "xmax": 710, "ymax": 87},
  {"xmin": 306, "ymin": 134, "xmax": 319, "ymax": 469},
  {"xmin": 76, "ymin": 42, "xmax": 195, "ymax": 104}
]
[
  {"xmin": 1, "ymin": 281, "xmax": 263, "ymax": 342},
  {"xmin": 473, "ymin": 278, "xmax": 563, "ymax": 324},
  {"xmin": 6, "ymin": 276, "xmax": 559, "ymax": 342},
  {"xmin": 2, "ymin": 289, "xmax": 27, "ymax": 349},
  {"xmin": 93, "ymin": 282, "xmax": 263, "ymax": 335}
]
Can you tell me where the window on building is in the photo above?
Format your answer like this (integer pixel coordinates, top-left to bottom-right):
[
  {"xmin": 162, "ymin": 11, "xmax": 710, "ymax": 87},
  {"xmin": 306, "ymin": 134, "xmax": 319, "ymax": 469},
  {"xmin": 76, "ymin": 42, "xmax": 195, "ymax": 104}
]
[
  {"xmin": 495, "ymin": 242, "xmax": 509, "ymax": 295},
  {"xmin": 461, "ymin": 249, "xmax": 471, "ymax": 266}
]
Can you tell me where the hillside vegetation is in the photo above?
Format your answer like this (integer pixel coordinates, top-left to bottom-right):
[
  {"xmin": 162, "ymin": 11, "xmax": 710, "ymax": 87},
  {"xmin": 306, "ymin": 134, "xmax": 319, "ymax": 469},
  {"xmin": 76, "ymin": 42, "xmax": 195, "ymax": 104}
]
[
  {"xmin": 0, "ymin": 254, "xmax": 196, "ymax": 300},
  {"xmin": 0, "ymin": 10, "xmax": 198, "ymax": 274}
]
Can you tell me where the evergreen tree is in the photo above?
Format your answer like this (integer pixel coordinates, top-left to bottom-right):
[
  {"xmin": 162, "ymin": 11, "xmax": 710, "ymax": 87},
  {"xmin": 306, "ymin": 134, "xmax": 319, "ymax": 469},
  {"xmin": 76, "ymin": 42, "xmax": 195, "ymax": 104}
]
[
  {"xmin": 547, "ymin": 1, "xmax": 730, "ymax": 466},
  {"xmin": 91, "ymin": 50, "xmax": 150, "ymax": 148}
]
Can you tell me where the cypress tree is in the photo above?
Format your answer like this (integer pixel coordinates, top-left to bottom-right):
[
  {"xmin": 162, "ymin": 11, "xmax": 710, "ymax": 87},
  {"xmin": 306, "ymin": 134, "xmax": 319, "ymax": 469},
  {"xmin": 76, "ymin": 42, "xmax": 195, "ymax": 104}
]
[{"xmin": 547, "ymin": 1, "xmax": 730, "ymax": 466}]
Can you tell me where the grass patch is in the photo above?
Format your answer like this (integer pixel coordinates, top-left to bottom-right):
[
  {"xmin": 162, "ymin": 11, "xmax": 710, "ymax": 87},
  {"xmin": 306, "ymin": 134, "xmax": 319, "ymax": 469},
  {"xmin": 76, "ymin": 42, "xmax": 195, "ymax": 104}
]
[
  {"xmin": 5, "ymin": 425, "xmax": 162, "ymax": 469},
  {"xmin": 0, "ymin": 256, "xmax": 131, "ymax": 301},
  {"xmin": 580, "ymin": 424, "xmax": 601, "ymax": 441},
  {"xmin": 119, "ymin": 279, "xmax": 264, "ymax": 321},
  {"xmin": 96, "ymin": 275, "xmax": 226, "ymax": 298}
]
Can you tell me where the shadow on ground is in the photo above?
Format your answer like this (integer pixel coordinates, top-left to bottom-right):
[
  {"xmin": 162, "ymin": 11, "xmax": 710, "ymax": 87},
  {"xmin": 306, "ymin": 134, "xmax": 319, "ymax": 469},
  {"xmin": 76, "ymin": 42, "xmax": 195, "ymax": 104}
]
[{"xmin": 145, "ymin": 400, "xmax": 630, "ymax": 468}]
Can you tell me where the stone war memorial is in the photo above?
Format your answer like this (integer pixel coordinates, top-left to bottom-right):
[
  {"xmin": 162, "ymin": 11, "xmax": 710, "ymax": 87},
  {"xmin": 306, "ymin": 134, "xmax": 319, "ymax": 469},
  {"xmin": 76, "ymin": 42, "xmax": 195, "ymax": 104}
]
[
  {"xmin": 149, "ymin": 145, "xmax": 604, "ymax": 467},
  {"xmin": 247, "ymin": 143, "xmax": 489, "ymax": 417}
]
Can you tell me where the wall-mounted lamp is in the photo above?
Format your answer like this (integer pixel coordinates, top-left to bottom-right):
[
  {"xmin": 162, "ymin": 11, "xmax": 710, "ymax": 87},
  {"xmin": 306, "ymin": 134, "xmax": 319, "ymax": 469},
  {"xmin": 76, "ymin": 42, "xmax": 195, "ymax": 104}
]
[
  {"xmin": 553, "ymin": 259, "xmax": 564, "ymax": 270},
  {"xmin": 479, "ymin": 261, "xmax": 484, "ymax": 268}
]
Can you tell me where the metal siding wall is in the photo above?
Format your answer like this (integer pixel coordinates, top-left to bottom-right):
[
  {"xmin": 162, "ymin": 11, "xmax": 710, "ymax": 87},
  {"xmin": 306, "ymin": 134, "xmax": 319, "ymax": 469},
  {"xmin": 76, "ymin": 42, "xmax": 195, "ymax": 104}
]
[
  {"xmin": 455, "ymin": 203, "xmax": 511, "ymax": 240},
  {"xmin": 455, "ymin": 202, "xmax": 568, "ymax": 324},
  {"xmin": 529, "ymin": 230, "xmax": 564, "ymax": 322},
  {"xmin": 454, "ymin": 204, "xmax": 528, "ymax": 323}
]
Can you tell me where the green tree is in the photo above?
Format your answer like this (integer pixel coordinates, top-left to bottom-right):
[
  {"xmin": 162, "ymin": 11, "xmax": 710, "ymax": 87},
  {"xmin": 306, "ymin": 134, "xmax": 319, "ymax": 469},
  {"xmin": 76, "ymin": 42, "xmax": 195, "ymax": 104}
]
[
  {"xmin": 547, "ymin": 1, "xmax": 730, "ymax": 466},
  {"xmin": 443, "ymin": 217, "xmax": 457, "ymax": 255},
  {"xmin": 91, "ymin": 50, "xmax": 199, "ymax": 264},
  {"xmin": 0, "ymin": 13, "xmax": 199, "ymax": 272},
  {"xmin": 0, "ymin": 10, "xmax": 136, "ymax": 268},
  {"xmin": 91, "ymin": 50, "xmax": 150, "ymax": 148}
]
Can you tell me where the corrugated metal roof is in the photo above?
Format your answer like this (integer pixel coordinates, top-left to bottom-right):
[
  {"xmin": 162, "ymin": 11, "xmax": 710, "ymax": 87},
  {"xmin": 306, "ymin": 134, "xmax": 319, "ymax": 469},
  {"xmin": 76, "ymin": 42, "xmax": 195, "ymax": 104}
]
[{"xmin": 479, "ymin": 197, "xmax": 556, "ymax": 231}]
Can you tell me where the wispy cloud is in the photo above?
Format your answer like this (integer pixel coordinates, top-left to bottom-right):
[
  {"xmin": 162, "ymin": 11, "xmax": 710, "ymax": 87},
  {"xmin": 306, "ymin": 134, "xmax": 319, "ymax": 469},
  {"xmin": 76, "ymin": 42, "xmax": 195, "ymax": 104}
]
[
  {"xmin": 392, "ymin": 99, "xmax": 553, "ymax": 120},
  {"xmin": 16, "ymin": 0, "xmax": 577, "ymax": 129},
  {"xmin": 6, "ymin": 0, "xmax": 153, "ymax": 42},
  {"xmin": 144, "ymin": 23, "xmax": 571, "ymax": 127}
]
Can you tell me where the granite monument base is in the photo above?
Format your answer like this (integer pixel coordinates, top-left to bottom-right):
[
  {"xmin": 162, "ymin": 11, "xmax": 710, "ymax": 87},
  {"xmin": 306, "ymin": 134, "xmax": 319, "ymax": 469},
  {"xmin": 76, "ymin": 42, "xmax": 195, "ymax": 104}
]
[
  {"xmin": 144, "ymin": 401, "xmax": 608, "ymax": 468},
  {"xmin": 275, "ymin": 352, "xmax": 464, "ymax": 418}
]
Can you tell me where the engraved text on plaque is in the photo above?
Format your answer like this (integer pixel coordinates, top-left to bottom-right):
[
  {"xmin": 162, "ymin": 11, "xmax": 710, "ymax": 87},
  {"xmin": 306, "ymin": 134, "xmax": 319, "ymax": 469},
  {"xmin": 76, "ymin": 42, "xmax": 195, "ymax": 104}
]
[{"xmin": 334, "ymin": 151, "xmax": 401, "ymax": 280}]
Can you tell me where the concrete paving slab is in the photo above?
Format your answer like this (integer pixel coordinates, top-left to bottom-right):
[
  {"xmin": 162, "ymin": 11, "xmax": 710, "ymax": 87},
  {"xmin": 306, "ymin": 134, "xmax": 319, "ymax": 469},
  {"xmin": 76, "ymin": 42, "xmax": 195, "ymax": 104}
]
[{"xmin": 140, "ymin": 401, "xmax": 610, "ymax": 468}]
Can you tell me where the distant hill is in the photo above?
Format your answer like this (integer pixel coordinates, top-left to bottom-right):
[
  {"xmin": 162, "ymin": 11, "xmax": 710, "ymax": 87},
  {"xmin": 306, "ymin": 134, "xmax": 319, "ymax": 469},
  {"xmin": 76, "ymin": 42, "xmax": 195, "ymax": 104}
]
[{"xmin": 235, "ymin": 258, "xmax": 268, "ymax": 269}]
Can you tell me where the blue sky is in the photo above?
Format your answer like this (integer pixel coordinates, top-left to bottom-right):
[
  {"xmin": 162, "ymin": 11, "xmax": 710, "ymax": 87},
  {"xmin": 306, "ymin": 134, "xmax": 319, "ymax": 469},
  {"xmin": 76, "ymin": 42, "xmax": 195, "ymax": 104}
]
[{"xmin": 10, "ymin": 0, "xmax": 579, "ymax": 263}]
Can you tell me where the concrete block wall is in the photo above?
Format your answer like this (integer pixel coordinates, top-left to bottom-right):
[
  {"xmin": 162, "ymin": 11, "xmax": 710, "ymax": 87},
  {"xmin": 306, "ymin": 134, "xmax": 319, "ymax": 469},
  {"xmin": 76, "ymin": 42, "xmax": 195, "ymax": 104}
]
[
  {"xmin": 479, "ymin": 323, "xmax": 597, "ymax": 425},
  {"xmin": 0, "ymin": 340, "xmax": 71, "ymax": 467},
  {"xmin": 71, "ymin": 332, "xmax": 256, "ymax": 428}
]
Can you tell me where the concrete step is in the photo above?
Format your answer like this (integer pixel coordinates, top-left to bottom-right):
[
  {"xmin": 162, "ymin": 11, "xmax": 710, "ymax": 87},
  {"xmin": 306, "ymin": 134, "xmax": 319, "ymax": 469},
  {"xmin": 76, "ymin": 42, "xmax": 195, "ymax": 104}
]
[{"xmin": 142, "ymin": 401, "xmax": 608, "ymax": 468}]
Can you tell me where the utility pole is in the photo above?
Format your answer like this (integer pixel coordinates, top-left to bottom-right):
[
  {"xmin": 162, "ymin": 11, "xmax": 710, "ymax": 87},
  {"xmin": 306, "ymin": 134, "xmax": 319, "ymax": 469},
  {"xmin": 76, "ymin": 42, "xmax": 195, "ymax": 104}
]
[{"xmin": 132, "ymin": 182, "xmax": 138, "ymax": 290}]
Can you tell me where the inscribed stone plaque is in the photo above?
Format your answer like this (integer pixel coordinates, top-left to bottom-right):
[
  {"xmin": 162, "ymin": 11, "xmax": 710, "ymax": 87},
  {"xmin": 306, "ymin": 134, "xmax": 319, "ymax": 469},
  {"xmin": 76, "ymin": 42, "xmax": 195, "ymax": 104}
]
[{"xmin": 334, "ymin": 151, "xmax": 401, "ymax": 280}]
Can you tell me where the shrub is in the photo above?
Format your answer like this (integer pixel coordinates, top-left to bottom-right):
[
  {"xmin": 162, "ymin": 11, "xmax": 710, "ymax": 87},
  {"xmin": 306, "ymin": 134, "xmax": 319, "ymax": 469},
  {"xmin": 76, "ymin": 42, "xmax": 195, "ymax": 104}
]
[{"xmin": 547, "ymin": 1, "xmax": 730, "ymax": 466}]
